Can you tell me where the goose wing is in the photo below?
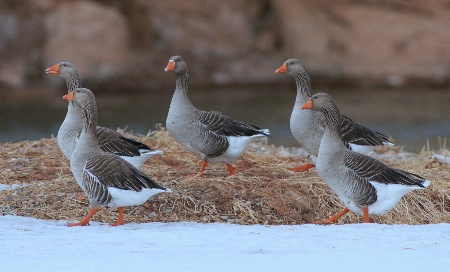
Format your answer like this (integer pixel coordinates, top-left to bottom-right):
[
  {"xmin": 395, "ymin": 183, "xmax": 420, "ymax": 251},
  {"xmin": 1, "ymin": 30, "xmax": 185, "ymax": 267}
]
[
  {"xmin": 343, "ymin": 152, "xmax": 426, "ymax": 187},
  {"xmin": 96, "ymin": 126, "xmax": 153, "ymax": 156},
  {"xmin": 82, "ymin": 154, "xmax": 165, "ymax": 202},
  {"xmin": 195, "ymin": 110, "xmax": 269, "ymax": 137},
  {"xmin": 340, "ymin": 116, "xmax": 392, "ymax": 148}
]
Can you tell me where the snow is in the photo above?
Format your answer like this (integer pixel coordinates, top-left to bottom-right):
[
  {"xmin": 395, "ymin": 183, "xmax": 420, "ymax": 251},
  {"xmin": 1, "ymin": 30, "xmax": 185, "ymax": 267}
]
[
  {"xmin": 0, "ymin": 184, "xmax": 21, "ymax": 191},
  {"xmin": 433, "ymin": 153, "xmax": 450, "ymax": 164},
  {"xmin": 1, "ymin": 216, "xmax": 449, "ymax": 272}
]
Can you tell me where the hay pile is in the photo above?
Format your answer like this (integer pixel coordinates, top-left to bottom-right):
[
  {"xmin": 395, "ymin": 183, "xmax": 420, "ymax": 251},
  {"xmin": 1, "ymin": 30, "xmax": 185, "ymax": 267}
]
[{"xmin": 1, "ymin": 126, "xmax": 449, "ymax": 225}]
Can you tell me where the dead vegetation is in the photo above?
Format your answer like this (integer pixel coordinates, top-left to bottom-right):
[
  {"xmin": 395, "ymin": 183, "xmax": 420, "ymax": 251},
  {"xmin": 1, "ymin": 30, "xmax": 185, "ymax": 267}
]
[{"xmin": 0, "ymin": 126, "xmax": 449, "ymax": 225}]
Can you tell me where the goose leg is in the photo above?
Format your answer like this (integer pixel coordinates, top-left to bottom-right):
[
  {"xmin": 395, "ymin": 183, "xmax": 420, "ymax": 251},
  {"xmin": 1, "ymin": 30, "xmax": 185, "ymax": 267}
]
[
  {"xmin": 362, "ymin": 207, "xmax": 370, "ymax": 223},
  {"xmin": 226, "ymin": 164, "xmax": 235, "ymax": 176},
  {"xmin": 288, "ymin": 163, "xmax": 315, "ymax": 172},
  {"xmin": 313, "ymin": 208, "xmax": 350, "ymax": 225},
  {"xmin": 195, "ymin": 160, "xmax": 208, "ymax": 177},
  {"xmin": 186, "ymin": 160, "xmax": 208, "ymax": 178},
  {"xmin": 110, "ymin": 207, "xmax": 125, "ymax": 226},
  {"xmin": 67, "ymin": 208, "xmax": 99, "ymax": 227}
]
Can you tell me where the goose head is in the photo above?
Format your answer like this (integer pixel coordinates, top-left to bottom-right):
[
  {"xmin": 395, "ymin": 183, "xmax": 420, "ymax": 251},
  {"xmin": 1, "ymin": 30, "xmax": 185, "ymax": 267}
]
[
  {"xmin": 63, "ymin": 88, "xmax": 96, "ymax": 109},
  {"xmin": 275, "ymin": 58, "xmax": 307, "ymax": 76},
  {"xmin": 302, "ymin": 93, "xmax": 337, "ymax": 111},
  {"xmin": 164, "ymin": 56, "xmax": 188, "ymax": 74},
  {"xmin": 45, "ymin": 62, "xmax": 78, "ymax": 79}
]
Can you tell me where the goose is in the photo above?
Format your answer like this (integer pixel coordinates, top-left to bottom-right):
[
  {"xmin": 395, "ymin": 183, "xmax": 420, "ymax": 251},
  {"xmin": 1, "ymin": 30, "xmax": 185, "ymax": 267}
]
[
  {"xmin": 63, "ymin": 88, "xmax": 169, "ymax": 226},
  {"xmin": 275, "ymin": 59, "xmax": 393, "ymax": 172},
  {"xmin": 164, "ymin": 56, "xmax": 270, "ymax": 177},
  {"xmin": 45, "ymin": 62, "xmax": 162, "ymax": 169},
  {"xmin": 301, "ymin": 93, "xmax": 429, "ymax": 224}
]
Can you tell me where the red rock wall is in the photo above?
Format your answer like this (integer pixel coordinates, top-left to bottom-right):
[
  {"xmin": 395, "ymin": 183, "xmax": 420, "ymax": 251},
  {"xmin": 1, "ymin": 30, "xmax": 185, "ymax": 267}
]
[{"xmin": 0, "ymin": 0, "xmax": 448, "ymax": 90}]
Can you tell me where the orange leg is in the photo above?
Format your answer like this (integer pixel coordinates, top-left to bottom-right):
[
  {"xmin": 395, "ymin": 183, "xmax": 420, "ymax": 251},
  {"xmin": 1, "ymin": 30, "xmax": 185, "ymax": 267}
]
[
  {"xmin": 288, "ymin": 163, "xmax": 315, "ymax": 172},
  {"xmin": 314, "ymin": 208, "xmax": 350, "ymax": 225},
  {"xmin": 226, "ymin": 164, "xmax": 235, "ymax": 176},
  {"xmin": 67, "ymin": 208, "xmax": 99, "ymax": 227},
  {"xmin": 110, "ymin": 207, "xmax": 125, "ymax": 226},
  {"xmin": 362, "ymin": 207, "xmax": 370, "ymax": 223},
  {"xmin": 185, "ymin": 161, "xmax": 208, "ymax": 178},
  {"xmin": 194, "ymin": 160, "xmax": 208, "ymax": 177}
]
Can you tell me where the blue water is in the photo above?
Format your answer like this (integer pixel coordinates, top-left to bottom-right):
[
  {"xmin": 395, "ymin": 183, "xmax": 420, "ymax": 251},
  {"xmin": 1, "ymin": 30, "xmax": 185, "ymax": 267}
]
[{"xmin": 0, "ymin": 87, "xmax": 448, "ymax": 152}]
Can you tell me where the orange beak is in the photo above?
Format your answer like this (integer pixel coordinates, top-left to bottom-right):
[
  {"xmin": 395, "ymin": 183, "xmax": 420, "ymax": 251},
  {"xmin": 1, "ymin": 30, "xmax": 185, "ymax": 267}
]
[
  {"xmin": 164, "ymin": 60, "xmax": 175, "ymax": 72},
  {"xmin": 301, "ymin": 100, "xmax": 313, "ymax": 110},
  {"xmin": 45, "ymin": 63, "xmax": 60, "ymax": 75},
  {"xmin": 63, "ymin": 91, "xmax": 74, "ymax": 101},
  {"xmin": 275, "ymin": 63, "xmax": 288, "ymax": 73}
]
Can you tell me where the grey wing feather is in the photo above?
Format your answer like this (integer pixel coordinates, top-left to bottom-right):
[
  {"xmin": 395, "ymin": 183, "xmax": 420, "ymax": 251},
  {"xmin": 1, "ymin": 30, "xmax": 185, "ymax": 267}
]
[
  {"xmin": 191, "ymin": 110, "xmax": 229, "ymax": 157},
  {"xmin": 84, "ymin": 154, "xmax": 166, "ymax": 195},
  {"xmin": 192, "ymin": 110, "xmax": 269, "ymax": 158},
  {"xmin": 96, "ymin": 126, "xmax": 153, "ymax": 156},
  {"xmin": 82, "ymin": 171, "xmax": 111, "ymax": 206},
  {"xmin": 340, "ymin": 116, "xmax": 392, "ymax": 148},
  {"xmin": 195, "ymin": 110, "xmax": 269, "ymax": 137},
  {"xmin": 343, "ymin": 152, "xmax": 426, "ymax": 187}
]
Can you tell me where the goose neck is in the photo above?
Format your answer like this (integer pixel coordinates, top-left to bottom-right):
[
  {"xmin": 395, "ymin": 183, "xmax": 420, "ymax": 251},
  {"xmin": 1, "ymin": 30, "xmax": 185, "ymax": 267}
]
[
  {"xmin": 294, "ymin": 71, "xmax": 313, "ymax": 101},
  {"xmin": 65, "ymin": 102, "xmax": 83, "ymax": 122},
  {"xmin": 322, "ymin": 104, "xmax": 342, "ymax": 140},
  {"xmin": 320, "ymin": 109, "xmax": 346, "ymax": 156},
  {"xmin": 175, "ymin": 70, "xmax": 190, "ymax": 98},
  {"xmin": 78, "ymin": 104, "xmax": 98, "ymax": 148},
  {"xmin": 66, "ymin": 73, "xmax": 81, "ymax": 93}
]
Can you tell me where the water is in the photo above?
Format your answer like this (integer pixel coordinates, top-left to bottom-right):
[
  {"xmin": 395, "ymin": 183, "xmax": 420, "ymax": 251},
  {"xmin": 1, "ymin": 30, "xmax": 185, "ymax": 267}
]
[{"xmin": 0, "ymin": 86, "xmax": 449, "ymax": 152}]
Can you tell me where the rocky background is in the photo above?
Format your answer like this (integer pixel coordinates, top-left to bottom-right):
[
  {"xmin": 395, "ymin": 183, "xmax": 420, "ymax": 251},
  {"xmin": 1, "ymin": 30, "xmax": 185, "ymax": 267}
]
[{"xmin": 0, "ymin": 0, "xmax": 448, "ymax": 92}]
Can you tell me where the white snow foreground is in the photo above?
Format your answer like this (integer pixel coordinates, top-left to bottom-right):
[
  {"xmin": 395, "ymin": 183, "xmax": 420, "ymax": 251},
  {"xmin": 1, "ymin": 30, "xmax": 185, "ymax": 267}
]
[{"xmin": 1, "ymin": 215, "xmax": 449, "ymax": 272}]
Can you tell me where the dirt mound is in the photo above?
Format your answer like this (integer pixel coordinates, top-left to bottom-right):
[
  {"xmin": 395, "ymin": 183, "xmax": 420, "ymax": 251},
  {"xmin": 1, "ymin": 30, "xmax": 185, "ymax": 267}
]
[{"xmin": 1, "ymin": 127, "xmax": 449, "ymax": 225}]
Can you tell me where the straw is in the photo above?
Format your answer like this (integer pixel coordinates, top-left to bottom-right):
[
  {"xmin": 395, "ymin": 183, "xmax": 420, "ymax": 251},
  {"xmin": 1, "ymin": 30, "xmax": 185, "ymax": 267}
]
[{"xmin": 1, "ymin": 127, "xmax": 448, "ymax": 225}]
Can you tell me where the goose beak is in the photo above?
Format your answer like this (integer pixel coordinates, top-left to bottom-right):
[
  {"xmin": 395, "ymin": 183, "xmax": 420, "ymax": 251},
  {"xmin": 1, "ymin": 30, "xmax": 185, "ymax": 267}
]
[
  {"xmin": 275, "ymin": 63, "xmax": 288, "ymax": 73},
  {"xmin": 63, "ymin": 91, "xmax": 74, "ymax": 101},
  {"xmin": 301, "ymin": 100, "xmax": 313, "ymax": 110},
  {"xmin": 164, "ymin": 60, "xmax": 175, "ymax": 72},
  {"xmin": 45, "ymin": 63, "xmax": 60, "ymax": 75}
]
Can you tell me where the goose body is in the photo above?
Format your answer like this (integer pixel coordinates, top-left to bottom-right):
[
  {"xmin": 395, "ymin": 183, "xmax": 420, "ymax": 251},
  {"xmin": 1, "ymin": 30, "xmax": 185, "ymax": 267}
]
[
  {"xmin": 46, "ymin": 62, "xmax": 162, "ymax": 169},
  {"xmin": 302, "ymin": 93, "xmax": 429, "ymax": 223},
  {"xmin": 63, "ymin": 88, "xmax": 168, "ymax": 226},
  {"xmin": 165, "ymin": 56, "xmax": 269, "ymax": 177},
  {"xmin": 275, "ymin": 59, "xmax": 392, "ymax": 172}
]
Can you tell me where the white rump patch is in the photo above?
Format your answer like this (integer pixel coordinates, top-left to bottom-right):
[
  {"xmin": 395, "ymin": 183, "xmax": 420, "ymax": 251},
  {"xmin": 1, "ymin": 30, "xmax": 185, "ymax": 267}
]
[
  {"xmin": 349, "ymin": 141, "xmax": 393, "ymax": 155},
  {"xmin": 121, "ymin": 150, "xmax": 163, "ymax": 170},
  {"xmin": 107, "ymin": 187, "xmax": 169, "ymax": 208},
  {"xmin": 364, "ymin": 180, "xmax": 428, "ymax": 215},
  {"xmin": 208, "ymin": 134, "xmax": 266, "ymax": 163}
]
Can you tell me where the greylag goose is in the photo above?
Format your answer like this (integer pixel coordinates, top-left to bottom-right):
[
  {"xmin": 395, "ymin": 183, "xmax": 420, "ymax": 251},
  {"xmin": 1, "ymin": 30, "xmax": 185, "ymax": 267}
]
[
  {"xmin": 164, "ymin": 56, "xmax": 270, "ymax": 177},
  {"xmin": 63, "ymin": 88, "xmax": 168, "ymax": 226},
  {"xmin": 301, "ymin": 93, "xmax": 429, "ymax": 224},
  {"xmin": 275, "ymin": 59, "xmax": 393, "ymax": 172},
  {"xmin": 45, "ymin": 62, "xmax": 162, "ymax": 169}
]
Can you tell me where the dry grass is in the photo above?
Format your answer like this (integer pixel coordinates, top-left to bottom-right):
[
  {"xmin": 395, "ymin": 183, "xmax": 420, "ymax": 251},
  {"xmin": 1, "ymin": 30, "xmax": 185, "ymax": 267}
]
[{"xmin": 1, "ymin": 126, "xmax": 449, "ymax": 225}]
